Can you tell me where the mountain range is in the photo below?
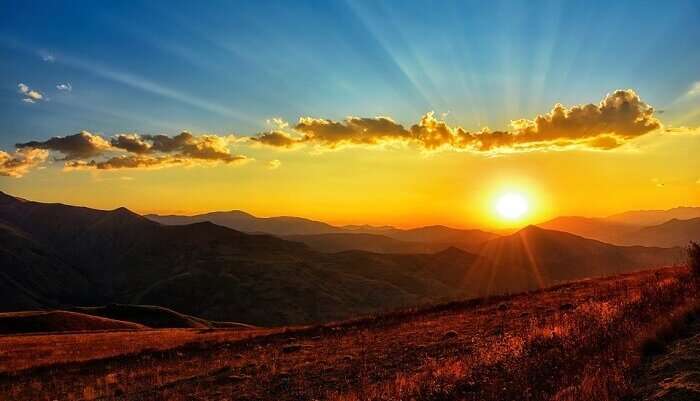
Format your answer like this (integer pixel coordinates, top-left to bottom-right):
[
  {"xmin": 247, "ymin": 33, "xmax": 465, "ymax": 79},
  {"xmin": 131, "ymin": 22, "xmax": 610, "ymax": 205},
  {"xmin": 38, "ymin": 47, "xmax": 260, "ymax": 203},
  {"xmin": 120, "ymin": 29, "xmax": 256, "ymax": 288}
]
[
  {"xmin": 147, "ymin": 212, "xmax": 499, "ymax": 253},
  {"xmin": 0, "ymin": 191, "xmax": 684, "ymax": 326},
  {"xmin": 538, "ymin": 208, "xmax": 700, "ymax": 247}
]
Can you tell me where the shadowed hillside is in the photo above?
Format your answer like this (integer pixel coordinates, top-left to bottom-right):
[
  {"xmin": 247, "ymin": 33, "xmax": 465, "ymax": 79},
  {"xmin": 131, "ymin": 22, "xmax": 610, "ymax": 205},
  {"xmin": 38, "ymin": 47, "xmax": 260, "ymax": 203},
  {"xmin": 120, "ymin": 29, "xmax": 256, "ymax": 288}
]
[
  {"xmin": 0, "ymin": 191, "xmax": 681, "ymax": 328},
  {"xmin": 0, "ymin": 310, "xmax": 147, "ymax": 334},
  {"xmin": 284, "ymin": 233, "xmax": 443, "ymax": 254},
  {"xmin": 476, "ymin": 225, "xmax": 683, "ymax": 294}
]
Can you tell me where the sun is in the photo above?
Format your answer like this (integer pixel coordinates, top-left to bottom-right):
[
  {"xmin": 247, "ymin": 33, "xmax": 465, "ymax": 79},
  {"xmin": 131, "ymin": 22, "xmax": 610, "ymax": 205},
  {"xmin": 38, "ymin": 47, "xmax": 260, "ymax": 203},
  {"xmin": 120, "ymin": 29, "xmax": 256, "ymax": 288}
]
[{"xmin": 495, "ymin": 192, "xmax": 529, "ymax": 220}]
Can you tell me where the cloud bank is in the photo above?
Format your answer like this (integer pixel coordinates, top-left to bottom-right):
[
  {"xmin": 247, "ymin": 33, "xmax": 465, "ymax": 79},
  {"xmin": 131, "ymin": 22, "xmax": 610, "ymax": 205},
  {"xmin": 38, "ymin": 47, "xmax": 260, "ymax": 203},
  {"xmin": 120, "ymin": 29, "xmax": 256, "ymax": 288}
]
[
  {"xmin": 0, "ymin": 90, "xmax": 669, "ymax": 178},
  {"xmin": 253, "ymin": 90, "xmax": 661, "ymax": 152},
  {"xmin": 12, "ymin": 131, "xmax": 247, "ymax": 173}
]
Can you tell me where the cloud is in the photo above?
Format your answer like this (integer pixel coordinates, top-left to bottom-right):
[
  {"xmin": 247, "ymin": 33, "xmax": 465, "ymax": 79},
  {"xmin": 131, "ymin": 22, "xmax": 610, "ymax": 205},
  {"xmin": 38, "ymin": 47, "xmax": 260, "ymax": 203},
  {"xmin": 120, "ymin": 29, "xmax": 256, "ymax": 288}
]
[
  {"xmin": 56, "ymin": 83, "xmax": 72, "ymax": 92},
  {"xmin": 110, "ymin": 134, "xmax": 151, "ymax": 154},
  {"xmin": 111, "ymin": 132, "xmax": 244, "ymax": 162},
  {"xmin": 0, "ymin": 148, "xmax": 49, "ymax": 177},
  {"xmin": 262, "ymin": 89, "xmax": 661, "ymax": 153},
  {"xmin": 688, "ymin": 81, "xmax": 700, "ymax": 97},
  {"xmin": 251, "ymin": 131, "xmax": 301, "ymax": 148},
  {"xmin": 12, "ymin": 131, "xmax": 246, "ymax": 172},
  {"xmin": 39, "ymin": 51, "xmax": 55, "ymax": 62},
  {"xmin": 17, "ymin": 131, "xmax": 111, "ymax": 160},
  {"xmin": 18, "ymin": 83, "xmax": 45, "ymax": 103},
  {"xmin": 295, "ymin": 116, "xmax": 412, "ymax": 148},
  {"xmin": 64, "ymin": 155, "xmax": 184, "ymax": 170},
  {"xmin": 267, "ymin": 159, "xmax": 281, "ymax": 170},
  {"xmin": 6, "ymin": 89, "xmax": 667, "ymax": 176}
]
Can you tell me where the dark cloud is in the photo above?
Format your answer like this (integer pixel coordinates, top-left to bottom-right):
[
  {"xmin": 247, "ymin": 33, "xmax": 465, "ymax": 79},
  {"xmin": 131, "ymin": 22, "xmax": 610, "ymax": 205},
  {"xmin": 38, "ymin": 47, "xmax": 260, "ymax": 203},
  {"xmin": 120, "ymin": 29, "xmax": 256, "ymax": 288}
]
[
  {"xmin": 295, "ymin": 116, "xmax": 411, "ymax": 148},
  {"xmin": 111, "ymin": 134, "xmax": 151, "ymax": 154},
  {"xmin": 111, "ymin": 132, "xmax": 242, "ymax": 162},
  {"xmin": 16, "ymin": 131, "xmax": 247, "ymax": 172},
  {"xmin": 17, "ymin": 131, "xmax": 110, "ymax": 160},
  {"xmin": 251, "ymin": 131, "xmax": 300, "ymax": 148},
  {"xmin": 64, "ymin": 155, "xmax": 182, "ymax": 170}
]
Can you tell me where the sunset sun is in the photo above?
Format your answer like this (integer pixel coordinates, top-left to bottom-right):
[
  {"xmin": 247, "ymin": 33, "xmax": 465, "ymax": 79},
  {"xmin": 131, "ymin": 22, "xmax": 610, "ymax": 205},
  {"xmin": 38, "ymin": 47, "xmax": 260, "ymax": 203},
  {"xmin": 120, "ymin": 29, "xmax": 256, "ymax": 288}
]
[{"xmin": 495, "ymin": 193, "xmax": 529, "ymax": 220}]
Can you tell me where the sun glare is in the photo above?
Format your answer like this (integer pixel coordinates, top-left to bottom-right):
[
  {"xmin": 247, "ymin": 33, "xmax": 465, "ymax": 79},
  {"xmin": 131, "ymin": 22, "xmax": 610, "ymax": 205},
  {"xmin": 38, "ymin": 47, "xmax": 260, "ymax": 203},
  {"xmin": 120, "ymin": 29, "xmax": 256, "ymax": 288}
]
[{"xmin": 495, "ymin": 193, "xmax": 529, "ymax": 220}]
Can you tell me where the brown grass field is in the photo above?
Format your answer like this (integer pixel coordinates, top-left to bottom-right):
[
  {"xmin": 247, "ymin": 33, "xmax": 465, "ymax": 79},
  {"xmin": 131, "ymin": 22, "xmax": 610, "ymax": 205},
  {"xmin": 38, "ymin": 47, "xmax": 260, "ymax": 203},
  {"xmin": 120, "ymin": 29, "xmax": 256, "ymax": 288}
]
[{"xmin": 0, "ymin": 266, "xmax": 697, "ymax": 401}]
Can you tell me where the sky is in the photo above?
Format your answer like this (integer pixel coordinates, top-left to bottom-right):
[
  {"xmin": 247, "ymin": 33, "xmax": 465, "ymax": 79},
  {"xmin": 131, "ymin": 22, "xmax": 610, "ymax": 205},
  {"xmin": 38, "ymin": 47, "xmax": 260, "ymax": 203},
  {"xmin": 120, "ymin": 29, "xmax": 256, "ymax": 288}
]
[{"xmin": 0, "ymin": 0, "xmax": 699, "ymax": 229}]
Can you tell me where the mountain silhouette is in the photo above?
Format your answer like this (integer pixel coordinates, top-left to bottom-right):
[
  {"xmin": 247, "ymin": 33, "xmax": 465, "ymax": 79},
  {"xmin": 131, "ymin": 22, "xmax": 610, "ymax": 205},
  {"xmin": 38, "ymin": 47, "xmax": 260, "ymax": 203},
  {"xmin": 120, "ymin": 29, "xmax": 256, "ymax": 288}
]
[{"xmin": 0, "ymin": 192, "xmax": 681, "ymax": 326}]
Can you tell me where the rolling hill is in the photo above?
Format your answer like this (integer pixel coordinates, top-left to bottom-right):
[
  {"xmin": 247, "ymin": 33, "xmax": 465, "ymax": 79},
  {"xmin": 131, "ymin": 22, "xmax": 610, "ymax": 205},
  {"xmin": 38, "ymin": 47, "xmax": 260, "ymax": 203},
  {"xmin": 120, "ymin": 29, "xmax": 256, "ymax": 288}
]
[
  {"xmin": 0, "ymin": 191, "xmax": 681, "ymax": 327},
  {"xmin": 283, "ymin": 232, "xmax": 442, "ymax": 254},
  {"xmin": 0, "ymin": 310, "xmax": 147, "ymax": 334},
  {"xmin": 0, "ymin": 191, "xmax": 480, "ymax": 326}
]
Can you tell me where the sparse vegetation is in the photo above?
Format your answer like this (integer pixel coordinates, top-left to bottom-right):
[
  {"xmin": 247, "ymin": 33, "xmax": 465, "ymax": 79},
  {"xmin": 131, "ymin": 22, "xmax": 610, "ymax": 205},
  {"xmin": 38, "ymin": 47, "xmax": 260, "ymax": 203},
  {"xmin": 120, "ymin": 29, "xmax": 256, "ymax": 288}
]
[
  {"xmin": 688, "ymin": 241, "xmax": 700, "ymax": 275},
  {"xmin": 0, "ymin": 266, "xmax": 696, "ymax": 401}
]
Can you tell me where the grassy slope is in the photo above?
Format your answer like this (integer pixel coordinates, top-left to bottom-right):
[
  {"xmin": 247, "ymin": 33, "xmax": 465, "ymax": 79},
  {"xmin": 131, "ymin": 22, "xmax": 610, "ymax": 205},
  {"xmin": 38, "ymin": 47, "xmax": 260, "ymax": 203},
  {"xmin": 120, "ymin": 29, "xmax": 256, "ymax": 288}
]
[
  {"xmin": 0, "ymin": 266, "xmax": 695, "ymax": 401},
  {"xmin": 0, "ymin": 310, "xmax": 146, "ymax": 334}
]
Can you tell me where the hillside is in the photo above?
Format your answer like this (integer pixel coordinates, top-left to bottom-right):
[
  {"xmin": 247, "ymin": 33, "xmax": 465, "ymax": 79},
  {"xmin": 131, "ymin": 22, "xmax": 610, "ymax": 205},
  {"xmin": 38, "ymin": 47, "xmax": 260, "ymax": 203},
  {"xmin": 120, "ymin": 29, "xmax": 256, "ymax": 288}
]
[
  {"xmin": 0, "ymin": 191, "xmax": 680, "ymax": 328},
  {"xmin": 71, "ymin": 304, "xmax": 255, "ymax": 330},
  {"xmin": 284, "ymin": 232, "xmax": 442, "ymax": 254},
  {"xmin": 0, "ymin": 310, "xmax": 147, "ymax": 334},
  {"xmin": 0, "ymin": 267, "xmax": 695, "ymax": 401},
  {"xmin": 476, "ymin": 226, "xmax": 683, "ymax": 293},
  {"xmin": 0, "ymin": 191, "xmax": 478, "ymax": 326}
]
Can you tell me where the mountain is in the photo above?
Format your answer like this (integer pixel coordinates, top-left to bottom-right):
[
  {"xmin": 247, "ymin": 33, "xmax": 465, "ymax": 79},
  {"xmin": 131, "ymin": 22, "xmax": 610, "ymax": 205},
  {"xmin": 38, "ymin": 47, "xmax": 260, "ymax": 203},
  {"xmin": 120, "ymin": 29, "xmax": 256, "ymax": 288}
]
[
  {"xmin": 284, "ymin": 233, "xmax": 443, "ymax": 254},
  {"xmin": 606, "ymin": 207, "xmax": 700, "ymax": 226},
  {"xmin": 475, "ymin": 226, "xmax": 682, "ymax": 294},
  {"xmin": 537, "ymin": 216, "xmax": 638, "ymax": 245},
  {"xmin": 147, "ymin": 211, "xmax": 499, "ymax": 252},
  {"xmin": 146, "ymin": 210, "xmax": 341, "ymax": 236},
  {"xmin": 626, "ymin": 217, "xmax": 700, "ymax": 248},
  {"xmin": 538, "ymin": 214, "xmax": 700, "ymax": 248},
  {"xmin": 0, "ymin": 191, "xmax": 680, "ymax": 327},
  {"xmin": 0, "ymin": 191, "xmax": 479, "ymax": 326}
]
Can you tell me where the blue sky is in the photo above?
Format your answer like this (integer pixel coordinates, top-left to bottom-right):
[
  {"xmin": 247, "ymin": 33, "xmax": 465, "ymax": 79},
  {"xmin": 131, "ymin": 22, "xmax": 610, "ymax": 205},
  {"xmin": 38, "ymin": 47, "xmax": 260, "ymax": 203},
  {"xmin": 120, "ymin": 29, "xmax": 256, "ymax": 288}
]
[{"xmin": 1, "ymin": 0, "xmax": 699, "ymax": 150}]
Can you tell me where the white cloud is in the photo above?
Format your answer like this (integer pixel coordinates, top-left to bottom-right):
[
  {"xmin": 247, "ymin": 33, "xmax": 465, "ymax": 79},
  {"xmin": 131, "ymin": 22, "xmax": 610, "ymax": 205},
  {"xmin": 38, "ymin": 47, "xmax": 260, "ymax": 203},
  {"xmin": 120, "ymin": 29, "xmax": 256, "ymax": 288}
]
[
  {"xmin": 56, "ymin": 83, "xmax": 72, "ymax": 92},
  {"xmin": 17, "ymin": 83, "xmax": 44, "ymax": 103}
]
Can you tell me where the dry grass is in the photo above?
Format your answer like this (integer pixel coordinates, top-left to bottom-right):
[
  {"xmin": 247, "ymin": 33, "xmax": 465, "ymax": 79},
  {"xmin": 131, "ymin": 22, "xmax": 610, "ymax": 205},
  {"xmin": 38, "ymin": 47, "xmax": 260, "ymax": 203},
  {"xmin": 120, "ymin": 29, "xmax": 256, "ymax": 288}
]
[{"xmin": 0, "ymin": 266, "xmax": 696, "ymax": 401}]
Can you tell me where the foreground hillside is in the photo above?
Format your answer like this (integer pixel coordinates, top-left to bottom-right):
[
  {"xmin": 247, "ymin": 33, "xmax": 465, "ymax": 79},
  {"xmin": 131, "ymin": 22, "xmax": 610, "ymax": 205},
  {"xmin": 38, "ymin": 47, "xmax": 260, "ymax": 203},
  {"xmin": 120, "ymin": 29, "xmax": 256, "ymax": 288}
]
[
  {"xmin": 0, "ymin": 267, "xmax": 696, "ymax": 401},
  {"xmin": 0, "ymin": 191, "xmax": 680, "ymax": 327}
]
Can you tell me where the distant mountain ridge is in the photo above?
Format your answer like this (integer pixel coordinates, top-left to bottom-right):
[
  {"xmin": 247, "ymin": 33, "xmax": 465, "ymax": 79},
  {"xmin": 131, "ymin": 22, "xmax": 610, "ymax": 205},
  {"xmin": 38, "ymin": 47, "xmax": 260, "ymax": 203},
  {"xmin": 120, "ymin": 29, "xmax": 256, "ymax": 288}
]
[
  {"xmin": 606, "ymin": 207, "xmax": 700, "ymax": 226},
  {"xmin": 538, "ymin": 207, "xmax": 700, "ymax": 247},
  {"xmin": 147, "ymin": 211, "xmax": 498, "ymax": 253}
]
